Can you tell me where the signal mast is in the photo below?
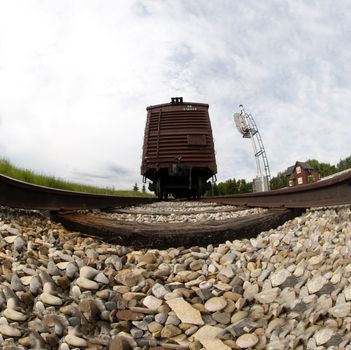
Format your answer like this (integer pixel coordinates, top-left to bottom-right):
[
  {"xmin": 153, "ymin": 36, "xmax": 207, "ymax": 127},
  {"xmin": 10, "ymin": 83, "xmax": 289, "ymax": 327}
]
[{"xmin": 233, "ymin": 105, "xmax": 271, "ymax": 191}]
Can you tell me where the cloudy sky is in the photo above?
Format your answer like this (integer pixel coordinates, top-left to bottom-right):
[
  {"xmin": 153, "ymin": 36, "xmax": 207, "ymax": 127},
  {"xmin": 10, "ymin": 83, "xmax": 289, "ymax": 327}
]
[{"xmin": 0, "ymin": 0, "xmax": 350, "ymax": 189}]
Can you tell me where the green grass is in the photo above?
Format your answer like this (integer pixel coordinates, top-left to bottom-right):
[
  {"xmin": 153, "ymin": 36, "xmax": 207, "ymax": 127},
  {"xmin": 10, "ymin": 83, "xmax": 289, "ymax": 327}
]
[{"xmin": 0, "ymin": 158, "xmax": 154, "ymax": 197}]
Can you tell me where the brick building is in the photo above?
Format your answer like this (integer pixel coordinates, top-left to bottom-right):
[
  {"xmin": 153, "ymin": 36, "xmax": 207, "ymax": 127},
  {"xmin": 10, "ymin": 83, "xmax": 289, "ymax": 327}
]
[{"xmin": 286, "ymin": 161, "xmax": 320, "ymax": 187}]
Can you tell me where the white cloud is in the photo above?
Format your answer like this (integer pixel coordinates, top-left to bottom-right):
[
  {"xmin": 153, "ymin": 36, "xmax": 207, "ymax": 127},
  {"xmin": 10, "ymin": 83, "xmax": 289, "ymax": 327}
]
[{"xmin": 0, "ymin": 0, "xmax": 350, "ymax": 189}]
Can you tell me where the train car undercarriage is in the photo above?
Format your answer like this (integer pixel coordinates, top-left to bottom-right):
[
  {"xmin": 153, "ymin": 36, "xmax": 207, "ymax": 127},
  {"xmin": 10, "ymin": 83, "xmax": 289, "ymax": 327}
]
[{"xmin": 147, "ymin": 164, "xmax": 213, "ymax": 199}]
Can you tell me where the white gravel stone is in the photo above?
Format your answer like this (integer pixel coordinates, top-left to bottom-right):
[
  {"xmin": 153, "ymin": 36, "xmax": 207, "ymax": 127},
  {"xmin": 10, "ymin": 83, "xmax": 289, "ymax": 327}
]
[
  {"xmin": 65, "ymin": 334, "xmax": 88, "ymax": 347},
  {"xmin": 344, "ymin": 285, "xmax": 351, "ymax": 301},
  {"xmin": 152, "ymin": 283, "xmax": 168, "ymax": 298},
  {"xmin": 219, "ymin": 265, "xmax": 234, "ymax": 278},
  {"xmin": 236, "ymin": 333, "xmax": 259, "ymax": 348},
  {"xmin": 56, "ymin": 261, "xmax": 70, "ymax": 270},
  {"xmin": 328, "ymin": 302, "xmax": 351, "ymax": 318},
  {"xmin": 204, "ymin": 297, "xmax": 227, "ymax": 312},
  {"xmin": 0, "ymin": 324, "xmax": 21, "ymax": 337},
  {"xmin": 254, "ymin": 288, "xmax": 280, "ymax": 304},
  {"xmin": 4, "ymin": 235, "xmax": 17, "ymax": 243},
  {"xmin": 306, "ymin": 275, "xmax": 327, "ymax": 294},
  {"xmin": 308, "ymin": 255, "xmax": 324, "ymax": 265},
  {"xmin": 195, "ymin": 325, "xmax": 229, "ymax": 350},
  {"xmin": 314, "ymin": 328, "xmax": 335, "ymax": 345},
  {"xmin": 94, "ymin": 272, "xmax": 109, "ymax": 284},
  {"xmin": 80, "ymin": 266, "xmax": 99, "ymax": 279},
  {"xmin": 40, "ymin": 293, "xmax": 63, "ymax": 306},
  {"xmin": 267, "ymin": 318, "xmax": 285, "ymax": 333},
  {"xmin": 3, "ymin": 308, "xmax": 27, "ymax": 321},
  {"xmin": 270, "ymin": 268, "xmax": 290, "ymax": 287},
  {"xmin": 13, "ymin": 236, "xmax": 26, "ymax": 251},
  {"xmin": 243, "ymin": 282, "xmax": 259, "ymax": 300},
  {"xmin": 76, "ymin": 277, "xmax": 99, "ymax": 290},
  {"xmin": 143, "ymin": 295, "xmax": 163, "ymax": 310}
]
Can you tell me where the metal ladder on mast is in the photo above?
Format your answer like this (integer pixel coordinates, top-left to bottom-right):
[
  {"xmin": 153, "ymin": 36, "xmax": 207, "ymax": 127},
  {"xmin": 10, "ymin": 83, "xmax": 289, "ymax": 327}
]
[
  {"xmin": 235, "ymin": 105, "xmax": 271, "ymax": 190},
  {"xmin": 246, "ymin": 113, "xmax": 271, "ymax": 185}
]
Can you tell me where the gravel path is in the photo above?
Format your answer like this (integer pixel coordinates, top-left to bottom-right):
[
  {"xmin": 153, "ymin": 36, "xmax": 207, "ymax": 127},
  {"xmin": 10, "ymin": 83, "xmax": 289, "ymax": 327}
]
[{"xmin": 0, "ymin": 203, "xmax": 350, "ymax": 349}]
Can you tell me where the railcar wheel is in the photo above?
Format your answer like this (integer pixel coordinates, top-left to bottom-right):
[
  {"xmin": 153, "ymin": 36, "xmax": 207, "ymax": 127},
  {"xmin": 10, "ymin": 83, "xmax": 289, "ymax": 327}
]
[
  {"xmin": 197, "ymin": 176, "xmax": 203, "ymax": 199},
  {"xmin": 155, "ymin": 178, "xmax": 163, "ymax": 200}
]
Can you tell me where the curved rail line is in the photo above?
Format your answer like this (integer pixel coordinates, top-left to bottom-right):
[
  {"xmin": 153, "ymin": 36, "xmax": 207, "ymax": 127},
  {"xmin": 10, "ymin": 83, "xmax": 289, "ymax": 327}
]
[
  {"xmin": 1, "ymin": 170, "xmax": 350, "ymax": 211},
  {"xmin": 0, "ymin": 174, "xmax": 156, "ymax": 210},
  {"xmin": 202, "ymin": 169, "xmax": 351, "ymax": 208},
  {"xmin": 1, "ymin": 170, "xmax": 350, "ymax": 248}
]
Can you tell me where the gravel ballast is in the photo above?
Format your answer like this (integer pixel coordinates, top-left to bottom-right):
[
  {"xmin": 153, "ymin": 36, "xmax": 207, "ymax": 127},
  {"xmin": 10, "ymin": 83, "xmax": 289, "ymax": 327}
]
[{"xmin": 0, "ymin": 203, "xmax": 350, "ymax": 349}]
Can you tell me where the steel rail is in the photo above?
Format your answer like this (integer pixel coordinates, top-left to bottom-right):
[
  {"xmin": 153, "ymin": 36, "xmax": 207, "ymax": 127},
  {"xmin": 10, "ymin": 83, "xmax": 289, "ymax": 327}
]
[
  {"xmin": 0, "ymin": 174, "xmax": 156, "ymax": 210},
  {"xmin": 202, "ymin": 169, "xmax": 351, "ymax": 208}
]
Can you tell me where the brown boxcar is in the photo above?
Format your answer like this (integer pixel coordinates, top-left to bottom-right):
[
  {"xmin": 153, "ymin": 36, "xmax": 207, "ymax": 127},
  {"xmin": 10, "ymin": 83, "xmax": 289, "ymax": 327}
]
[{"xmin": 141, "ymin": 97, "xmax": 217, "ymax": 199}]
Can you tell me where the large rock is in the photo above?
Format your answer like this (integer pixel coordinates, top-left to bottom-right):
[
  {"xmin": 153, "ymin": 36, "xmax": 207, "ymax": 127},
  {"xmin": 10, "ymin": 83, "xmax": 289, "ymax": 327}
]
[
  {"xmin": 269, "ymin": 269, "xmax": 290, "ymax": 287},
  {"xmin": 243, "ymin": 282, "xmax": 259, "ymax": 300},
  {"xmin": 306, "ymin": 276, "xmax": 327, "ymax": 294},
  {"xmin": 204, "ymin": 297, "xmax": 227, "ymax": 312},
  {"xmin": 115, "ymin": 269, "xmax": 141, "ymax": 287},
  {"xmin": 195, "ymin": 325, "xmax": 230, "ymax": 350},
  {"xmin": 166, "ymin": 297, "xmax": 204, "ymax": 325},
  {"xmin": 314, "ymin": 328, "xmax": 334, "ymax": 345},
  {"xmin": 4, "ymin": 308, "xmax": 27, "ymax": 321},
  {"xmin": 143, "ymin": 295, "xmax": 163, "ymax": 310},
  {"xmin": 64, "ymin": 334, "xmax": 88, "ymax": 348},
  {"xmin": 76, "ymin": 277, "xmax": 99, "ymax": 290},
  {"xmin": 152, "ymin": 283, "xmax": 169, "ymax": 299},
  {"xmin": 40, "ymin": 293, "xmax": 63, "ymax": 306},
  {"xmin": 80, "ymin": 266, "xmax": 99, "ymax": 279},
  {"xmin": 254, "ymin": 288, "xmax": 280, "ymax": 304},
  {"xmin": 0, "ymin": 324, "xmax": 21, "ymax": 337},
  {"xmin": 236, "ymin": 333, "xmax": 259, "ymax": 348},
  {"xmin": 328, "ymin": 302, "xmax": 351, "ymax": 318}
]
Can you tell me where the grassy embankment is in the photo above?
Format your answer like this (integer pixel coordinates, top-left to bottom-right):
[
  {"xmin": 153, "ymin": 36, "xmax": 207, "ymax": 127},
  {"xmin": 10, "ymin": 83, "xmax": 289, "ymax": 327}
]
[{"xmin": 0, "ymin": 158, "xmax": 153, "ymax": 197}]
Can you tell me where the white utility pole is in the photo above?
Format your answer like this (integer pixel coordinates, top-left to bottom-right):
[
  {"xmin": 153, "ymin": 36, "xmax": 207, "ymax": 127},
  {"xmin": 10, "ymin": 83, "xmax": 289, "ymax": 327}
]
[{"xmin": 234, "ymin": 105, "xmax": 271, "ymax": 191}]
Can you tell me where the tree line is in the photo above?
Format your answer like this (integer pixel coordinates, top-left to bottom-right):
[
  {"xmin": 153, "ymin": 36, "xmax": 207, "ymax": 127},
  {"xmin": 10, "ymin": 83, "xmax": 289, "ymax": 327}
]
[
  {"xmin": 205, "ymin": 178, "xmax": 252, "ymax": 196},
  {"xmin": 207, "ymin": 155, "xmax": 351, "ymax": 195}
]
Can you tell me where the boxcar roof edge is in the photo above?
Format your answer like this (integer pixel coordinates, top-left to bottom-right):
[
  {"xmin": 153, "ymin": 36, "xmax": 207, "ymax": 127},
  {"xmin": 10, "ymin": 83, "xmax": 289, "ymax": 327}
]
[{"xmin": 146, "ymin": 101, "xmax": 209, "ymax": 110}]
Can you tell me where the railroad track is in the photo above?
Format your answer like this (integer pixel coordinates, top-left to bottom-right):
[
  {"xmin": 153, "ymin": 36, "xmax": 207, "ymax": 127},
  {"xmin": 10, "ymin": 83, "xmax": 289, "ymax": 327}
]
[
  {"xmin": 0, "ymin": 173, "xmax": 155, "ymax": 210},
  {"xmin": 201, "ymin": 169, "xmax": 351, "ymax": 208},
  {"xmin": 0, "ymin": 170, "xmax": 350, "ymax": 248}
]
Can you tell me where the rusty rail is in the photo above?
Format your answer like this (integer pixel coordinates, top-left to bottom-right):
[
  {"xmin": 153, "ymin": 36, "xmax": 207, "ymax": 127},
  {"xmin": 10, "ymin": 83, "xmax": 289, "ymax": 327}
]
[
  {"xmin": 1, "ymin": 169, "xmax": 350, "ymax": 212},
  {"xmin": 203, "ymin": 170, "xmax": 351, "ymax": 208},
  {"xmin": 0, "ymin": 174, "xmax": 156, "ymax": 210}
]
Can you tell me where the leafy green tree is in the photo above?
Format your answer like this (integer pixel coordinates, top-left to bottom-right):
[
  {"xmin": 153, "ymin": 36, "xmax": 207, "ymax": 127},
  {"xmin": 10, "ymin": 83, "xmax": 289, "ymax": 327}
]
[
  {"xmin": 305, "ymin": 159, "xmax": 337, "ymax": 177},
  {"xmin": 133, "ymin": 183, "xmax": 139, "ymax": 192},
  {"xmin": 205, "ymin": 178, "xmax": 252, "ymax": 196},
  {"xmin": 270, "ymin": 171, "xmax": 288, "ymax": 190},
  {"xmin": 142, "ymin": 184, "xmax": 146, "ymax": 193},
  {"xmin": 337, "ymin": 156, "xmax": 351, "ymax": 171},
  {"xmin": 237, "ymin": 179, "xmax": 252, "ymax": 193}
]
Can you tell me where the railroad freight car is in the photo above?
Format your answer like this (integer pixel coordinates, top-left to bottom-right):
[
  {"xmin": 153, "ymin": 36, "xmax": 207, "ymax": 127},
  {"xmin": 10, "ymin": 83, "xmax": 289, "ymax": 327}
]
[{"xmin": 141, "ymin": 97, "xmax": 217, "ymax": 199}]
